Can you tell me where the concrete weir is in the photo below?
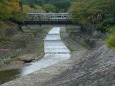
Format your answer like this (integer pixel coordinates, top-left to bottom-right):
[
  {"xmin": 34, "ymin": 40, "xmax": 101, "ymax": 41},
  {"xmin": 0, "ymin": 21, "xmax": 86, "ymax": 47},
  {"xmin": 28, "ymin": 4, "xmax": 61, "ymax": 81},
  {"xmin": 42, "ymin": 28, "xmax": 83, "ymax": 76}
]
[{"xmin": 21, "ymin": 27, "xmax": 71, "ymax": 76}]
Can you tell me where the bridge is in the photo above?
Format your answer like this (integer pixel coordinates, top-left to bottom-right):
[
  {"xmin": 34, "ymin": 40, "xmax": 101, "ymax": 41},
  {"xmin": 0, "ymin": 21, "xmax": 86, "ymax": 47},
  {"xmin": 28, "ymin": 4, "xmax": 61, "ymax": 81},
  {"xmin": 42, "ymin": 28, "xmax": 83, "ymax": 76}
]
[{"xmin": 24, "ymin": 13, "xmax": 73, "ymax": 25}]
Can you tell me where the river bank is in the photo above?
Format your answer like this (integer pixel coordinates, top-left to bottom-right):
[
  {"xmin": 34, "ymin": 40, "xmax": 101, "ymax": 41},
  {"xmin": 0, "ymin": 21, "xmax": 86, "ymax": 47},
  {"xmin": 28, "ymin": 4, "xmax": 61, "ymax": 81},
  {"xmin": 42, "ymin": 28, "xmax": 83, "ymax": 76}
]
[{"xmin": 0, "ymin": 25, "xmax": 52, "ymax": 84}]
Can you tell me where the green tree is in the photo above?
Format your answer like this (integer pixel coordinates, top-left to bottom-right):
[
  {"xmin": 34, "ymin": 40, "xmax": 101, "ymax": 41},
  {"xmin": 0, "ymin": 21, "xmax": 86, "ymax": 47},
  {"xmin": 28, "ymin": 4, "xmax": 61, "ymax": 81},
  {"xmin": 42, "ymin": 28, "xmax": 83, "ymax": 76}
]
[
  {"xmin": 34, "ymin": 5, "xmax": 45, "ymax": 12},
  {"xmin": 43, "ymin": 4, "xmax": 56, "ymax": 13},
  {"xmin": 69, "ymin": 0, "xmax": 91, "ymax": 24},
  {"xmin": 69, "ymin": 0, "xmax": 115, "ymax": 32},
  {"xmin": 0, "ymin": 2, "xmax": 12, "ymax": 20},
  {"xmin": 12, "ymin": 12, "xmax": 25, "ymax": 22},
  {"xmin": 22, "ymin": 5, "xmax": 32, "ymax": 14},
  {"xmin": 0, "ymin": 0, "xmax": 21, "ymax": 21}
]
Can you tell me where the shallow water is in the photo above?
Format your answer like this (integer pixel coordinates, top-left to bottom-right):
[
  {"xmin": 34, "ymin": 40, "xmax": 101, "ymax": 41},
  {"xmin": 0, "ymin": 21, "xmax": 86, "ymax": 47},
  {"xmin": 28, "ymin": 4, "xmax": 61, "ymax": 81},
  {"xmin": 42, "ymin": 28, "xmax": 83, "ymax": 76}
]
[
  {"xmin": 21, "ymin": 27, "xmax": 71, "ymax": 76},
  {"xmin": 0, "ymin": 69, "xmax": 21, "ymax": 85}
]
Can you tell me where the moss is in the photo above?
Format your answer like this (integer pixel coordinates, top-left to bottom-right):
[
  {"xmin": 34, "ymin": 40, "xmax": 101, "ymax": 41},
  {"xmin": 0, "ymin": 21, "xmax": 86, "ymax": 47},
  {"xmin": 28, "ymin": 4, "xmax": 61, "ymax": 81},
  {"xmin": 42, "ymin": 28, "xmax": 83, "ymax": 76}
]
[
  {"xmin": 106, "ymin": 33, "xmax": 115, "ymax": 50},
  {"xmin": 67, "ymin": 46, "xmax": 76, "ymax": 51}
]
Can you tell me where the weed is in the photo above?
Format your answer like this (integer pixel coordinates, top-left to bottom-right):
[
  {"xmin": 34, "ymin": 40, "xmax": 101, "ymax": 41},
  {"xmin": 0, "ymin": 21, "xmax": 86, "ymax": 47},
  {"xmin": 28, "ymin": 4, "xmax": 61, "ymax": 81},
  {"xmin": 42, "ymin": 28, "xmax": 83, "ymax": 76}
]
[
  {"xmin": 106, "ymin": 33, "xmax": 115, "ymax": 50},
  {"xmin": 4, "ymin": 59, "xmax": 11, "ymax": 65}
]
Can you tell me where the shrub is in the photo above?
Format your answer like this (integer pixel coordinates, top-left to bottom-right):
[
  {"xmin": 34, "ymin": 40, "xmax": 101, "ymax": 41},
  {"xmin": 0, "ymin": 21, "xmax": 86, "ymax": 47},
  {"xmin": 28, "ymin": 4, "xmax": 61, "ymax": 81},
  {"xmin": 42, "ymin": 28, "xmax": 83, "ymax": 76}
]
[
  {"xmin": 107, "ymin": 26, "xmax": 115, "ymax": 33},
  {"xmin": 106, "ymin": 33, "xmax": 115, "ymax": 50},
  {"xmin": 4, "ymin": 59, "xmax": 11, "ymax": 65}
]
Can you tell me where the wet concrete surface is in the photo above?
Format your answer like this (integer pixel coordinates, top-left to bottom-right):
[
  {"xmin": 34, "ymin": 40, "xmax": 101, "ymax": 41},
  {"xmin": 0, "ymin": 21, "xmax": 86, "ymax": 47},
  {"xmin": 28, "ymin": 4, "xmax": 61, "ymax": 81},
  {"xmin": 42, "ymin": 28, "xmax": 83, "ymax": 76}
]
[{"xmin": 21, "ymin": 27, "xmax": 71, "ymax": 76}]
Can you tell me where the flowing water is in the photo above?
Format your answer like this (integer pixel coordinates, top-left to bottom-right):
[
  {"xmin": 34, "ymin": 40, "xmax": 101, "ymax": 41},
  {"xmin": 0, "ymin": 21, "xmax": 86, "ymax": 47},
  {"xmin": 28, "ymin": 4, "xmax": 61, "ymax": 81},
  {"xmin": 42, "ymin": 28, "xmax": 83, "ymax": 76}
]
[{"xmin": 0, "ymin": 27, "xmax": 71, "ymax": 85}]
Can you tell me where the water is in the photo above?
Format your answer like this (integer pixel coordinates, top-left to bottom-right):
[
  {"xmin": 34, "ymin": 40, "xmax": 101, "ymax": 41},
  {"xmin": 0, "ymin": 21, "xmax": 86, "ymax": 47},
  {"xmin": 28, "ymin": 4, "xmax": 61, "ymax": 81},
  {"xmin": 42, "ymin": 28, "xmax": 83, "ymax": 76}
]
[
  {"xmin": 0, "ymin": 27, "xmax": 71, "ymax": 85},
  {"xmin": 21, "ymin": 27, "xmax": 71, "ymax": 76},
  {"xmin": 0, "ymin": 69, "xmax": 21, "ymax": 85}
]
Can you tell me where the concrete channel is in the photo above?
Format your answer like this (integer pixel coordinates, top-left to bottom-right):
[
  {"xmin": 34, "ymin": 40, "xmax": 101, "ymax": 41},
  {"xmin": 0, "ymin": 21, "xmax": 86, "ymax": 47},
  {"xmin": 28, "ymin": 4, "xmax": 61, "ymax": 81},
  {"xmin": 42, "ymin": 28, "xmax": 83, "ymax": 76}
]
[{"xmin": 21, "ymin": 27, "xmax": 71, "ymax": 76}]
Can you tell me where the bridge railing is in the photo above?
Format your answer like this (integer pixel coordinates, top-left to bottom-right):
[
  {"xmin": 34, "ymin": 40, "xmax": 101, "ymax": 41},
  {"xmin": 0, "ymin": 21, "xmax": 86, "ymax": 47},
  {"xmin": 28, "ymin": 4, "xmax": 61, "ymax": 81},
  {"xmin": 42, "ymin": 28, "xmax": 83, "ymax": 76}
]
[{"xmin": 23, "ymin": 13, "xmax": 73, "ymax": 24}]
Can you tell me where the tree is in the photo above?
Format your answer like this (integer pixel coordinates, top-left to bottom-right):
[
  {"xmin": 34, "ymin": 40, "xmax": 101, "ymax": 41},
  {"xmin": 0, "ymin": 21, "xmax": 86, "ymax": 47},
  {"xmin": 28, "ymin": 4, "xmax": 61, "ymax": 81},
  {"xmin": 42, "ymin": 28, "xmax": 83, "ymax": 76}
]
[
  {"xmin": 69, "ymin": 0, "xmax": 115, "ymax": 31},
  {"xmin": 0, "ymin": 2, "xmax": 12, "ymax": 20},
  {"xmin": 22, "ymin": 0, "xmax": 75, "ymax": 12},
  {"xmin": 22, "ymin": 5, "xmax": 32, "ymax": 14},
  {"xmin": 43, "ymin": 4, "xmax": 56, "ymax": 13},
  {"xmin": 9, "ymin": 0, "xmax": 21, "ymax": 12},
  {"xmin": 69, "ymin": 0, "xmax": 91, "ymax": 24},
  {"xmin": 0, "ymin": 0, "xmax": 22, "ymax": 21},
  {"xmin": 34, "ymin": 5, "xmax": 45, "ymax": 12}
]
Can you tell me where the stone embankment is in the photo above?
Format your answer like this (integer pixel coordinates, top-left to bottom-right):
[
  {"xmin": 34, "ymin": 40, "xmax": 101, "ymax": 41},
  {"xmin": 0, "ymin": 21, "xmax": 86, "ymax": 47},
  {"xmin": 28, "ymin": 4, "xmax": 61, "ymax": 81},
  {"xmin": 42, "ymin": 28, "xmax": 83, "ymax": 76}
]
[
  {"xmin": 42, "ymin": 45, "xmax": 115, "ymax": 86},
  {"xmin": 67, "ymin": 26, "xmax": 105, "ymax": 48}
]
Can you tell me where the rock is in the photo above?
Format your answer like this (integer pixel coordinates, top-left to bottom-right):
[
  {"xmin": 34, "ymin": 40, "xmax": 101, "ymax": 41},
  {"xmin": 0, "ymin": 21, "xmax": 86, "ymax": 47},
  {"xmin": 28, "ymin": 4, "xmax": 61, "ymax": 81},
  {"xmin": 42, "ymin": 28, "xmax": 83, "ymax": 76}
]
[
  {"xmin": 10, "ymin": 60, "xmax": 24, "ymax": 65},
  {"xmin": 17, "ymin": 54, "xmax": 36, "ymax": 62}
]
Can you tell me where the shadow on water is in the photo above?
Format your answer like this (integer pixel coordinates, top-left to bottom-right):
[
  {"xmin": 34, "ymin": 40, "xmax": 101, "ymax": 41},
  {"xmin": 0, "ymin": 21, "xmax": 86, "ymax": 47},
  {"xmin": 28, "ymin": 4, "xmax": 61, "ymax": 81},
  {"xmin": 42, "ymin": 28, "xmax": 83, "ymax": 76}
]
[{"xmin": 0, "ymin": 69, "xmax": 21, "ymax": 85}]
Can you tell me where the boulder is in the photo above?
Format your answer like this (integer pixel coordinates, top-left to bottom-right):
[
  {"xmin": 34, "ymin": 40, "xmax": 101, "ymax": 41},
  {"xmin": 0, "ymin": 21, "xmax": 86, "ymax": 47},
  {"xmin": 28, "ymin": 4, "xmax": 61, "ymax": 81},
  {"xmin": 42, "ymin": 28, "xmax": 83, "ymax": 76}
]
[{"xmin": 17, "ymin": 54, "xmax": 36, "ymax": 62}]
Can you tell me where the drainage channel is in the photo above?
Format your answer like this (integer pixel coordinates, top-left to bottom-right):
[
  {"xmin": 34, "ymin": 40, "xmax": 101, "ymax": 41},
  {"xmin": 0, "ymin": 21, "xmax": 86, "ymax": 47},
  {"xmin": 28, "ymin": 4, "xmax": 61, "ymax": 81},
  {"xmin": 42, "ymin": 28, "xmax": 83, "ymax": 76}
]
[{"xmin": 21, "ymin": 27, "xmax": 71, "ymax": 76}]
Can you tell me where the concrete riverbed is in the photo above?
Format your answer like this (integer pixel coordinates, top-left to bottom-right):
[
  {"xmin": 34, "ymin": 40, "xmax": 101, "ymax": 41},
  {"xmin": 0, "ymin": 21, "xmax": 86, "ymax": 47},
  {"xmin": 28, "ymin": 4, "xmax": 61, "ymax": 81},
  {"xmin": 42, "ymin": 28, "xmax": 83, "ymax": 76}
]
[{"xmin": 21, "ymin": 27, "xmax": 71, "ymax": 76}]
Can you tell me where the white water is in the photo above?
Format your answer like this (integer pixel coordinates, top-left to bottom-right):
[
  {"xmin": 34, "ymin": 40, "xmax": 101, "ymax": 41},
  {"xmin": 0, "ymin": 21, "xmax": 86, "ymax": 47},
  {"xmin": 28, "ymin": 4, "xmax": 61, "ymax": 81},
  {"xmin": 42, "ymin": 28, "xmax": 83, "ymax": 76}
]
[{"xmin": 21, "ymin": 27, "xmax": 71, "ymax": 76}]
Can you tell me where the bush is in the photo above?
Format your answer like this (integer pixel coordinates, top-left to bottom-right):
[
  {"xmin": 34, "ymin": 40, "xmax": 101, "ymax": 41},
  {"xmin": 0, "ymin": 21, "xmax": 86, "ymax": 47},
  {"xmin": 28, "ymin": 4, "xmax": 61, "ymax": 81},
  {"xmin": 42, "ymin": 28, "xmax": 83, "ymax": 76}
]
[
  {"xmin": 106, "ymin": 33, "xmax": 115, "ymax": 50},
  {"xmin": 4, "ymin": 59, "xmax": 11, "ymax": 65},
  {"xmin": 107, "ymin": 26, "xmax": 115, "ymax": 33}
]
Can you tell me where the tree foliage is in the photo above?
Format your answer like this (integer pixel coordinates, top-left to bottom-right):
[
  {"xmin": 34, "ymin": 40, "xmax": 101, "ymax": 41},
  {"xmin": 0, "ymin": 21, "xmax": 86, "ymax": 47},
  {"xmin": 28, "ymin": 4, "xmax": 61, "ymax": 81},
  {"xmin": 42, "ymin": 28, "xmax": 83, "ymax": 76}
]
[
  {"xmin": 0, "ymin": 0, "xmax": 23, "ymax": 22},
  {"xmin": 69, "ymin": 0, "xmax": 115, "ymax": 32},
  {"xmin": 22, "ymin": 0, "xmax": 76, "ymax": 12},
  {"xmin": 22, "ymin": 5, "xmax": 32, "ymax": 14},
  {"xmin": 34, "ymin": 5, "xmax": 45, "ymax": 12},
  {"xmin": 43, "ymin": 4, "xmax": 56, "ymax": 13}
]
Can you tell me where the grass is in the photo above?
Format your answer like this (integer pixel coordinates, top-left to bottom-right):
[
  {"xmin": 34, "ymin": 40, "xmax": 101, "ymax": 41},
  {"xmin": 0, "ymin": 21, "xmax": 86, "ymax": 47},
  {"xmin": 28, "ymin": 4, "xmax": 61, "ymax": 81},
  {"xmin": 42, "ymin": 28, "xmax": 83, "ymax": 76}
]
[
  {"xmin": 106, "ymin": 33, "xmax": 115, "ymax": 50},
  {"xmin": 67, "ymin": 46, "xmax": 76, "ymax": 51},
  {"xmin": 0, "ymin": 37, "xmax": 11, "ymax": 47},
  {"xmin": 106, "ymin": 26, "xmax": 115, "ymax": 50},
  {"xmin": 4, "ymin": 59, "xmax": 11, "ymax": 65}
]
